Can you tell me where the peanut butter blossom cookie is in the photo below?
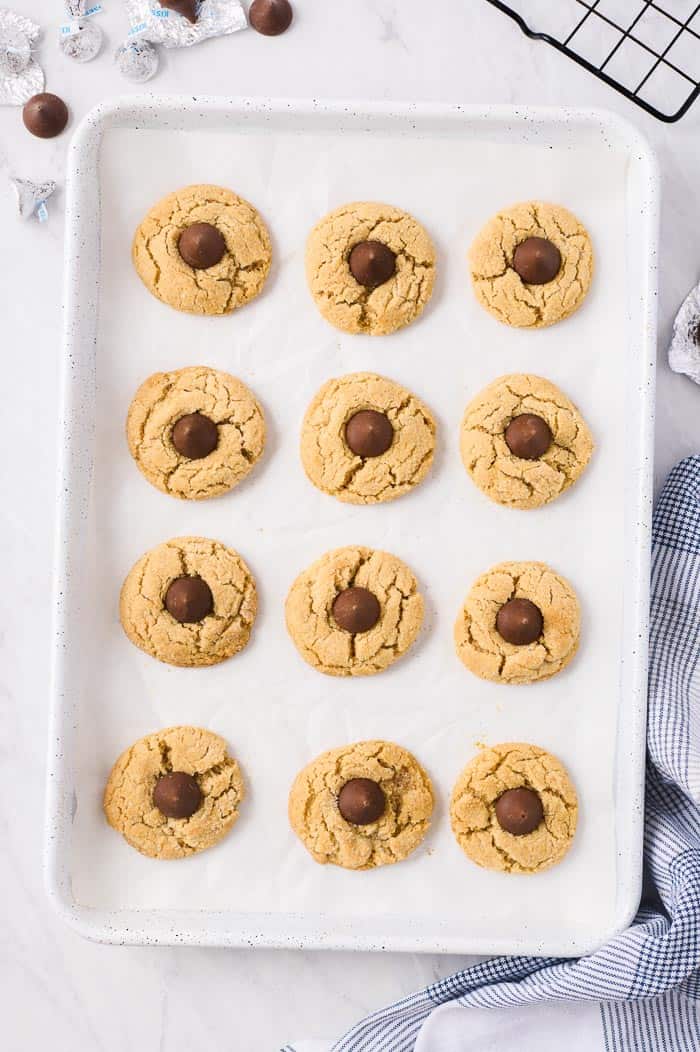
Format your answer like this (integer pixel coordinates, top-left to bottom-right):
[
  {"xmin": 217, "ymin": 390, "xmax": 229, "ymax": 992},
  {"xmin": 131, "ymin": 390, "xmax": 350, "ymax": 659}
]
[
  {"xmin": 454, "ymin": 560, "xmax": 580, "ymax": 685},
  {"xmin": 120, "ymin": 536, "xmax": 257, "ymax": 667},
  {"xmin": 469, "ymin": 201, "xmax": 593, "ymax": 328},
  {"xmin": 285, "ymin": 546, "xmax": 424, "ymax": 677},
  {"xmin": 126, "ymin": 366, "xmax": 266, "ymax": 500},
  {"xmin": 305, "ymin": 201, "xmax": 436, "ymax": 335},
  {"xmin": 460, "ymin": 373, "xmax": 594, "ymax": 510},
  {"xmin": 132, "ymin": 184, "xmax": 272, "ymax": 315},
  {"xmin": 289, "ymin": 740, "xmax": 434, "ymax": 869},
  {"xmin": 450, "ymin": 742, "xmax": 578, "ymax": 874},
  {"xmin": 300, "ymin": 372, "xmax": 436, "ymax": 504},
  {"xmin": 103, "ymin": 725, "xmax": 245, "ymax": 860}
]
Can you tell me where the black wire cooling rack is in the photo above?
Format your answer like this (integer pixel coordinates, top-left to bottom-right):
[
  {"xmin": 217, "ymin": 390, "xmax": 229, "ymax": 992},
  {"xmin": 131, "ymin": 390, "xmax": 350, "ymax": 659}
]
[{"xmin": 484, "ymin": 0, "xmax": 700, "ymax": 122}]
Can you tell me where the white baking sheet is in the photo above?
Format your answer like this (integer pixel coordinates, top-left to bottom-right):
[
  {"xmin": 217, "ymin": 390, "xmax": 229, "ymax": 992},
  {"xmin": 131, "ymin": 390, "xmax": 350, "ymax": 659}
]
[{"xmin": 49, "ymin": 100, "xmax": 657, "ymax": 955}]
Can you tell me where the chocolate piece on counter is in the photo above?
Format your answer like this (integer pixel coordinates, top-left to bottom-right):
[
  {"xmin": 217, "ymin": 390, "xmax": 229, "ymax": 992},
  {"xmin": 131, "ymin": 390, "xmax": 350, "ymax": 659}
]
[
  {"xmin": 171, "ymin": 413, "xmax": 219, "ymax": 459},
  {"xmin": 512, "ymin": 236, "xmax": 561, "ymax": 285},
  {"xmin": 504, "ymin": 413, "xmax": 552, "ymax": 460},
  {"xmin": 249, "ymin": 0, "xmax": 293, "ymax": 35},
  {"xmin": 496, "ymin": 598, "xmax": 543, "ymax": 646},
  {"xmin": 22, "ymin": 93, "xmax": 69, "ymax": 139},
  {"xmin": 164, "ymin": 576, "xmax": 214, "ymax": 623},
  {"xmin": 338, "ymin": 778, "xmax": 386, "ymax": 825},
  {"xmin": 348, "ymin": 240, "xmax": 396, "ymax": 287},
  {"xmin": 153, "ymin": 771, "xmax": 202, "ymax": 819},
  {"xmin": 332, "ymin": 586, "xmax": 381, "ymax": 634},
  {"xmin": 345, "ymin": 409, "xmax": 394, "ymax": 458},
  {"xmin": 494, "ymin": 787, "xmax": 544, "ymax": 836},
  {"xmin": 162, "ymin": 0, "xmax": 199, "ymax": 22},
  {"xmin": 178, "ymin": 222, "xmax": 226, "ymax": 269}
]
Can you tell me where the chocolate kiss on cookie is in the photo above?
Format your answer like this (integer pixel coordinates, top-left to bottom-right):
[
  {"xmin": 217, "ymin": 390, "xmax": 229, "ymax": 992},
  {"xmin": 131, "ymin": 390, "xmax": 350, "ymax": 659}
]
[
  {"xmin": 512, "ymin": 237, "xmax": 561, "ymax": 285},
  {"xmin": 505, "ymin": 414, "xmax": 552, "ymax": 460},
  {"xmin": 494, "ymin": 787, "xmax": 544, "ymax": 836},
  {"xmin": 496, "ymin": 598, "xmax": 543, "ymax": 645},
  {"xmin": 178, "ymin": 223, "xmax": 226, "ymax": 269},
  {"xmin": 171, "ymin": 413, "xmax": 219, "ymax": 459},
  {"xmin": 165, "ymin": 576, "xmax": 213, "ymax": 623},
  {"xmin": 338, "ymin": 778, "xmax": 386, "ymax": 824},
  {"xmin": 348, "ymin": 240, "xmax": 396, "ymax": 287},
  {"xmin": 344, "ymin": 410, "xmax": 394, "ymax": 457},
  {"xmin": 332, "ymin": 587, "xmax": 381, "ymax": 633},
  {"xmin": 153, "ymin": 772, "xmax": 202, "ymax": 819}
]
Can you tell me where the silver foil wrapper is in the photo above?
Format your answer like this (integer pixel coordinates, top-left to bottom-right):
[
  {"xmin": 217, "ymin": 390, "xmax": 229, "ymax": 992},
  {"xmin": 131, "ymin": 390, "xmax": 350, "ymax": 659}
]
[
  {"xmin": 124, "ymin": 0, "xmax": 247, "ymax": 48},
  {"xmin": 59, "ymin": 19, "xmax": 103, "ymax": 62},
  {"xmin": 115, "ymin": 38, "xmax": 159, "ymax": 82},
  {"xmin": 669, "ymin": 281, "xmax": 700, "ymax": 386},
  {"xmin": 0, "ymin": 24, "xmax": 29, "ymax": 74},
  {"xmin": 10, "ymin": 175, "xmax": 56, "ymax": 222},
  {"xmin": 0, "ymin": 9, "xmax": 43, "ymax": 105},
  {"xmin": 60, "ymin": 2, "xmax": 103, "ymax": 62}
]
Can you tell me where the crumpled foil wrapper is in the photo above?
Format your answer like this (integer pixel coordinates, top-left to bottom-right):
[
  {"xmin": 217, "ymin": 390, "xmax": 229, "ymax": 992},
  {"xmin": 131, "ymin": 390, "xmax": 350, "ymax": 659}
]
[
  {"xmin": 60, "ymin": 21, "xmax": 102, "ymax": 62},
  {"xmin": 60, "ymin": 2, "xmax": 103, "ymax": 63},
  {"xmin": 669, "ymin": 281, "xmax": 700, "ymax": 385},
  {"xmin": 10, "ymin": 175, "xmax": 56, "ymax": 221},
  {"xmin": 0, "ymin": 9, "xmax": 43, "ymax": 105},
  {"xmin": 124, "ymin": 0, "xmax": 246, "ymax": 48},
  {"xmin": 115, "ymin": 37, "xmax": 159, "ymax": 81}
]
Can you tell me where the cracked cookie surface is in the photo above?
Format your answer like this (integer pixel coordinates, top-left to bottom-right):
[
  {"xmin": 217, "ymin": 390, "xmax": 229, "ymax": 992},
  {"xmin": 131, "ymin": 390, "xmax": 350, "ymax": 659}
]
[
  {"xmin": 454, "ymin": 560, "xmax": 580, "ymax": 685},
  {"xmin": 460, "ymin": 373, "xmax": 594, "ymax": 510},
  {"xmin": 120, "ymin": 536, "xmax": 257, "ymax": 667},
  {"xmin": 450, "ymin": 742, "xmax": 578, "ymax": 873},
  {"xmin": 469, "ymin": 201, "xmax": 593, "ymax": 328},
  {"xmin": 285, "ymin": 546, "xmax": 424, "ymax": 677},
  {"xmin": 301, "ymin": 372, "xmax": 436, "ymax": 504},
  {"xmin": 127, "ymin": 365, "xmax": 266, "ymax": 500},
  {"xmin": 305, "ymin": 201, "xmax": 436, "ymax": 335},
  {"xmin": 289, "ymin": 740, "xmax": 434, "ymax": 869},
  {"xmin": 132, "ymin": 184, "xmax": 272, "ymax": 315},
  {"xmin": 103, "ymin": 725, "xmax": 245, "ymax": 860}
]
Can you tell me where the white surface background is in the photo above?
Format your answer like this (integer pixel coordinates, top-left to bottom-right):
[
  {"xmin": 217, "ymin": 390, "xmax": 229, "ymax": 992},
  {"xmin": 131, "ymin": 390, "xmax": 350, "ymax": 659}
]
[{"xmin": 2, "ymin": 2, "xmax": 699, "ymax": 1050}]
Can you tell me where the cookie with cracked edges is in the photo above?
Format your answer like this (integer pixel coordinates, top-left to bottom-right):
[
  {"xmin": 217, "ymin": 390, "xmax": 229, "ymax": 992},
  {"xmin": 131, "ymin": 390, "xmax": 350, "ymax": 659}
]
[
  {"xmin": 450, "ymin": 741, "xmax": 578, "ymax": 874},
  {"xmin": 300, "ymin": 371, "xmax": 436, "ymax": 505},
  {"xmin": 305, "ymin": 201, "xmax": 436, "ymax": 335},
  {"xmin": 132, "ymin": 183, "xmax": 272, "ymax": 316},
  {"xmin": 460, "ymin": 373, "xmax": 594, "ymax": 510},
  {"xmin": 468, "ymin": 200, "xmax": 593, "ymax": 328},
  {"xmin": 285, "ymin": 545, "xmax": 424, "ymax": 677},
  {"xmin": 288, "ymin": 739, "xmax": 434, "ymax": 869},
  {"xmin": 103, "ymin": 725, "xmax": 245, "ymax": 859},
  {"xmin": 119, "ymin": 536, "xmax": 257, "ymax": 668},
  {"xmin": 454, "ymin": 560, "xmax": 580, "ymax": 685},
  {"xmin": 126, "ymin": 365, "xmax": 266, "ymax": 501}
]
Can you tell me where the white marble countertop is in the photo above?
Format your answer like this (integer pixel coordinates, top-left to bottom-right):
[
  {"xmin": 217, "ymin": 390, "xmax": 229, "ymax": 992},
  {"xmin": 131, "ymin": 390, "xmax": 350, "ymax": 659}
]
[{"xmin": 3, "ymin": 2, "xmax": 700, "ymax": 1050}]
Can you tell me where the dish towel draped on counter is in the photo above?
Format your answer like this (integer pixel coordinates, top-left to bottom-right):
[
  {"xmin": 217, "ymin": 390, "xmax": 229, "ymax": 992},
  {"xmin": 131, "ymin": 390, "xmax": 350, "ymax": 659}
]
[{"xmin": 286, "ymin": 455, "xmax": 700, "ymax": 1052}]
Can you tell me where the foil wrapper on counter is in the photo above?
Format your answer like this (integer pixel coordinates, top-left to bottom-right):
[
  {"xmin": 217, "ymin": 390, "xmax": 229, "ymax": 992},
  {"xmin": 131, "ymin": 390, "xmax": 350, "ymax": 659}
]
[
  {"xmin": 669, "ymin": 281, "xmax": 700, "ymax": 385},
  {"xmin": 59, "ymin": 3, "xmax": 104, "ymax": 63},
  {"xmin": 115, "ymin": 37, "xmax": 159, "ymax": 82},
  {"xmin": 10, "ymin": 175, "xmax": 56, "ymax": 222},
  {"xmin": 123, "ymin": 0, "xmax": 246, "ymax": 48},
  {"xmin": 0, "ymin": 9, "xmax": 43, "ymax": 105}
]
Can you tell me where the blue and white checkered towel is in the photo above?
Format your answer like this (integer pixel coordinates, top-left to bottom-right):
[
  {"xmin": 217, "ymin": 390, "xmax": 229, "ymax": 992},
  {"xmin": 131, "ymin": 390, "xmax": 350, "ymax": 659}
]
[{"xmin": 286, "ymin": 456, "xmax": 700, "ymax": 1052}]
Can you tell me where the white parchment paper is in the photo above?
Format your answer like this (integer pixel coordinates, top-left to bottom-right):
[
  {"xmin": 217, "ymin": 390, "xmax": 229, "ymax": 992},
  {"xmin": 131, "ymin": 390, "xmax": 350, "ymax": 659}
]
[{"xmin": 69, "ymin": 121, "xmax": 630, "ymax": 951}]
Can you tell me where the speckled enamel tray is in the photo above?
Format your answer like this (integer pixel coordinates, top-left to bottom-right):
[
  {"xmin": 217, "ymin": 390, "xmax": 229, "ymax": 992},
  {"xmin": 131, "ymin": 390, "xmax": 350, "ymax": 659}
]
[{"xmin": 46, "ymin": 98, "xmax": 658, "ymax": 954}]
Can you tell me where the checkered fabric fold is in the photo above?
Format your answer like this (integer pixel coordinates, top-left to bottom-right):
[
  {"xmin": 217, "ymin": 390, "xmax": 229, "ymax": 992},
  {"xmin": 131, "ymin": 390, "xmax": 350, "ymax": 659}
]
[{"xmin": 293, "ymin": 456, "xmax": 700, "ymax": 1052}]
